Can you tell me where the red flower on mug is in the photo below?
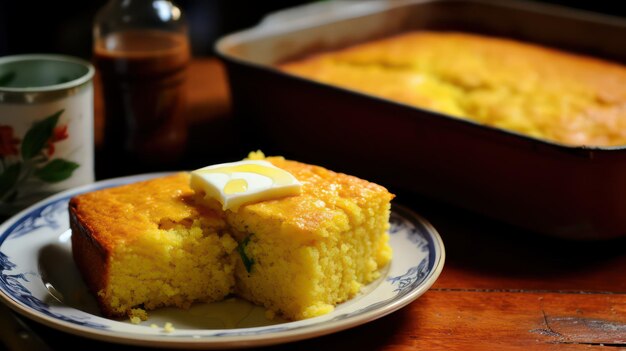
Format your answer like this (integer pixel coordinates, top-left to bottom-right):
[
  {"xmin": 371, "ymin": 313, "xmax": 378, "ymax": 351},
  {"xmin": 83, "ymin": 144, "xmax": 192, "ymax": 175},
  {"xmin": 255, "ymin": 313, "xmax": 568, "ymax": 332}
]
[
  {"xmin": 0, "ymin": 125, "xmax": 20, "ymax": 157},
  {"xmin": 46, "ymin": 125, "xmax": 69, "ymax": 156}
]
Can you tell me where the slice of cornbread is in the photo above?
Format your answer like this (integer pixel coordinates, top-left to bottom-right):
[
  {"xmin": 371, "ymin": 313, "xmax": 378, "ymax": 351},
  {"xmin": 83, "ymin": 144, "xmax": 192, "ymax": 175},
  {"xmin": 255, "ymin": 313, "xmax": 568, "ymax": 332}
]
[
  {"xmin": 223, "ymin": 153, "xmax": 394, "ymax": 320},
  {"xmin": 70, "ymin": 173, "xmax": 238, "ymax": 318},
  {"xmin": 70, "ymin": 154, "xmax": 394, "ymax": 320}
]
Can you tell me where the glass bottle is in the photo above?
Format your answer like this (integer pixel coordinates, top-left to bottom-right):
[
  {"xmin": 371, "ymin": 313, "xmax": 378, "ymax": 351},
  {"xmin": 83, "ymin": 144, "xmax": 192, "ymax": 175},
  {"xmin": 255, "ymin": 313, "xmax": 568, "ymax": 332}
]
[{"xmin": 93, "ymin": 0, "xmax": 190, "ymax": 177}]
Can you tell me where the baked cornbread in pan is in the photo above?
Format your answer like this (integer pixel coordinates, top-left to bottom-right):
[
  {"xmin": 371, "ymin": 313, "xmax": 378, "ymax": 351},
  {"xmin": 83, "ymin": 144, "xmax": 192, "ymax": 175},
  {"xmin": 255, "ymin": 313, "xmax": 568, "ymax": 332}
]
[
  {"xmin": 216, "ymin": 0, "xmax": 626, "ymax": 240},
  {"xmin": 70, "ymin": 154, "xmax": 394, "ymax": 320},
  {"xmin": 279, "ymin": 31, "xmax": 626, "ymax": 147}
]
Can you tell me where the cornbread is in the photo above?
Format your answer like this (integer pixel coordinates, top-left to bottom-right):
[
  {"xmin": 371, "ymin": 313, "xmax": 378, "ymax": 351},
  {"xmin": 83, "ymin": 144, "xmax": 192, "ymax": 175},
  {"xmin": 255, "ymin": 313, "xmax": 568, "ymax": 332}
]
[
  {"xmin": 278, "ymin": 31, "xmax": 626, "ymax": 146},
  {"xmin": 70, "ymin": 173, "xmax": 238, "ymax": 318},
  {"xmin": 224, "ymin": 152, "xmax": 393, "ymax": 319},
  {"xmin": 70, "ymin": 153, "xmax": 394, "ymax": 320}
]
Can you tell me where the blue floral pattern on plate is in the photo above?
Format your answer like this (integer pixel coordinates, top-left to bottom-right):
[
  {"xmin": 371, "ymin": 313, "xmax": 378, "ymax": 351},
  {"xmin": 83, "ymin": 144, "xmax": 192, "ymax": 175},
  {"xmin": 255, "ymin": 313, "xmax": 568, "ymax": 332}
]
[
  {"xmin": 4, "ymin": 198, "xmax": 68, "ymax": 240},
  {"xmin": 0, "ymin": 173, "xmax": 445, "ymax": 348},
  {"xmin": 0, "ymin": 251, "xmax": 107, "ymax": 329}
]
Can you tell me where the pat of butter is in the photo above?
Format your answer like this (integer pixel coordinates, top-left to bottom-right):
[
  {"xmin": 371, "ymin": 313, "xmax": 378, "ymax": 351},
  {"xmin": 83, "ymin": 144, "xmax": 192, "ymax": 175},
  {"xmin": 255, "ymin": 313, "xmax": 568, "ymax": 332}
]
[{"xmin": 190, "ymin": 160, "xmax": 302, "ymax": 210}]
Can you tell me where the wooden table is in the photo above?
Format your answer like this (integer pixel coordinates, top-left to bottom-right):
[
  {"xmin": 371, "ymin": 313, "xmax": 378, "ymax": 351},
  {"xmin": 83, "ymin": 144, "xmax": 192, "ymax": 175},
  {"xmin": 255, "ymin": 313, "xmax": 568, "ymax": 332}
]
[{"xmin": 3, "ymin": 58, "xmax": 625, "ymax": 350}]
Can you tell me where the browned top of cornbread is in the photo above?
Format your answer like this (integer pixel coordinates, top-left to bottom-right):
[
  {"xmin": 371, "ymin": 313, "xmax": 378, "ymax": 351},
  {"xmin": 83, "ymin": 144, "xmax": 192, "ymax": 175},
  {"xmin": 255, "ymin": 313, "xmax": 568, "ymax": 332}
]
[
  {"xmin": 226, "ymin": 156, "xmax": 394, "ymax": 241},
  {"xmin": 279, "ymin": 31, "xmax": 626, "ymax": 146},
  {"xmin": 71, "ymin": 157, "xmax": 394, "ymax": 249},
  {"xmin": 272, "ymin": 155, "xmax": 392, "ymax": 216},
  {"xmin": 70, "ymin": 173, "xmax": 223, "ymax": 252}
]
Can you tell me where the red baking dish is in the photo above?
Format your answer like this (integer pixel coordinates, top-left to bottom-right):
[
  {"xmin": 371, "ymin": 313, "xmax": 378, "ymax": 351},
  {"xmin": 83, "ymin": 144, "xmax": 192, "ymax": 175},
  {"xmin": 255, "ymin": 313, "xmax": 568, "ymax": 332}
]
[{"xmin": 215, "ymin": 0, "xmax": 626, "ymax": 240}]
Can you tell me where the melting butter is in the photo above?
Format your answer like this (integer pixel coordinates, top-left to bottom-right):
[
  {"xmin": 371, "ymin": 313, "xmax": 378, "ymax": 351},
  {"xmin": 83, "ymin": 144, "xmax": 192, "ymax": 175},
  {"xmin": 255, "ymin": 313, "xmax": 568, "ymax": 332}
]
[
  {"xmin": 190, "ymin": 160, "xmax": 302, "ymax": 210},
  {"xmin": 224, "ymin": 179, "xmax": 248, "ymax": 194}
]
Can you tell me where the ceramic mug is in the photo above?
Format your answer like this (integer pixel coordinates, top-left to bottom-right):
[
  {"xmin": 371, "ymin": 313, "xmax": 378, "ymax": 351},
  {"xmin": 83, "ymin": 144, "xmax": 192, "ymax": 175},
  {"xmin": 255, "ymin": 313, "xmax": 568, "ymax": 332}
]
[{"xmin": 0, "ymin": 54, "xmax": 95, "ymax": 216}]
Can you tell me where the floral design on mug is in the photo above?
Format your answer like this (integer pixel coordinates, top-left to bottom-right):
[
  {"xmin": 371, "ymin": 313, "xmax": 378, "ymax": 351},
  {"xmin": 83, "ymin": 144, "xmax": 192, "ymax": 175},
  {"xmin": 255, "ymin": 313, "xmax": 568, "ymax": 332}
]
[
  {"xmin": 0, "ymin": 125, "xmax": 20, "ymax": 156},
  {"xmin": 0, "ymin": 109, "xmax": 79, "ymax": 203},
  {"xmin": 46, "ymin": 125, "xmax": 69, "ymax": 156}
]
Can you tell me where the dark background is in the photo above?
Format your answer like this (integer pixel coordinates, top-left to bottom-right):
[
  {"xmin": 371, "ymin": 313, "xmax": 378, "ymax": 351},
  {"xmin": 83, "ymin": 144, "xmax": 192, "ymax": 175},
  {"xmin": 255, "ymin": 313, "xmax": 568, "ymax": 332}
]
[
  {"xmin": 0, "ymin": 0, "xmax": 309, "ymax": 59},
  {"xmin": 0, "ymin": 0, "xmax": 625, "ymax": 60}
]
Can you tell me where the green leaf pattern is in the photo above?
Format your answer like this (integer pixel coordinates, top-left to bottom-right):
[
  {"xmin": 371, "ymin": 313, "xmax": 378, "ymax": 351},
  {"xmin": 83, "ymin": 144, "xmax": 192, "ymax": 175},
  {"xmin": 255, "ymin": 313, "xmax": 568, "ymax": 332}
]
[
  {"xmin": 35, "ymin": 159, "xmax": 80, "ymax": 183},
  {"xmin": 0, "ymin": 163, "xmax": 21, "ymax": 200},
  {"xmin": 21, "ymin": 110, "xmax": 62, "ymax": 160},
  {"xmin": 0, "ymin": 109, "xmax": 80, "ymax": 203}
]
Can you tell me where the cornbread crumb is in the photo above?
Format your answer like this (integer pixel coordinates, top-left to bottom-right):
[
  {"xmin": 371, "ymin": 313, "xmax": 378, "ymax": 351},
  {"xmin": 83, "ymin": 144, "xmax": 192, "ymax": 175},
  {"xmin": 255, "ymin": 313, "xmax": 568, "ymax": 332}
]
[
  {"xmin": 163, "ymin": 322, "xmax": 175, "ymax": 333},
  {"xmin": 247, "ymin": 150, "xmax": 266, "ymax": 160},
  {"xmin": 264, "ymin": 309, "xmax": 276, "ymax": 320},
  {"xmin": 147, "ymin": 322, "xmax": 175, "ymax": 332},
  {"xmin": 128, "ymin": 308, "xmax": 148, "ymax": 323}
]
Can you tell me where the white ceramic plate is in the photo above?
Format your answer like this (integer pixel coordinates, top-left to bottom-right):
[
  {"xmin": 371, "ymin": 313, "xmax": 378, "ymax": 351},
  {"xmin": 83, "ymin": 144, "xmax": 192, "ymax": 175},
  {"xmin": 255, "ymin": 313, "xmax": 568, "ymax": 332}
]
[{"xmin": 0, "ymin": 173, "xmax": 445, "ymax": 349}]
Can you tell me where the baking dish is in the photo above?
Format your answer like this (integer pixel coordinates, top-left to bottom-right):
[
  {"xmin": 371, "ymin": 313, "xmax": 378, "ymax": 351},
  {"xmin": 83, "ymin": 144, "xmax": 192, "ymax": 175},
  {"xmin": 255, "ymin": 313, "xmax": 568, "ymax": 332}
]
[{"xmin": 215, "ymin": 0, "xmax": 626, "ymax": 240}]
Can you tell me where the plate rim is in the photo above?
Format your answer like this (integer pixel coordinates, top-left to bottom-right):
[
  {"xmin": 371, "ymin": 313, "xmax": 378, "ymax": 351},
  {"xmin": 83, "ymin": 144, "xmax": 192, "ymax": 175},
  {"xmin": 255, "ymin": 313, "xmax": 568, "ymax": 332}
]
[{"xmin": 0, "ymin": 172, "xmax": 445, "ymax": 349}]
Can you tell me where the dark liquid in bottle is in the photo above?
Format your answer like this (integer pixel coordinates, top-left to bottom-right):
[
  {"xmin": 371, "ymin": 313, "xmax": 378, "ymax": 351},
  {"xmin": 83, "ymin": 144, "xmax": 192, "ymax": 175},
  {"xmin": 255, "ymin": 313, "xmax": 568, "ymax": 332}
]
[{"xmin": 94, "ymin": 30, "xmax": 190, "ymax": 177}]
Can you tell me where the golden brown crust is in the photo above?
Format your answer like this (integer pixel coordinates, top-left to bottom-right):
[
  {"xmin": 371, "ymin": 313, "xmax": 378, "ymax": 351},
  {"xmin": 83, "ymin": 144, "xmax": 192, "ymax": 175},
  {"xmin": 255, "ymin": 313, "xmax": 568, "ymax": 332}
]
[
  {"xmin": 69, "ymin": 200, "xmax": 113, "ymax": 316},
  {"xmin": 232, "ymin": 156, "xmax": 394, "ymax": 238},
  {"xmin": 70, "ymin": 173, "xmax": 207, "ymax": 249}
]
